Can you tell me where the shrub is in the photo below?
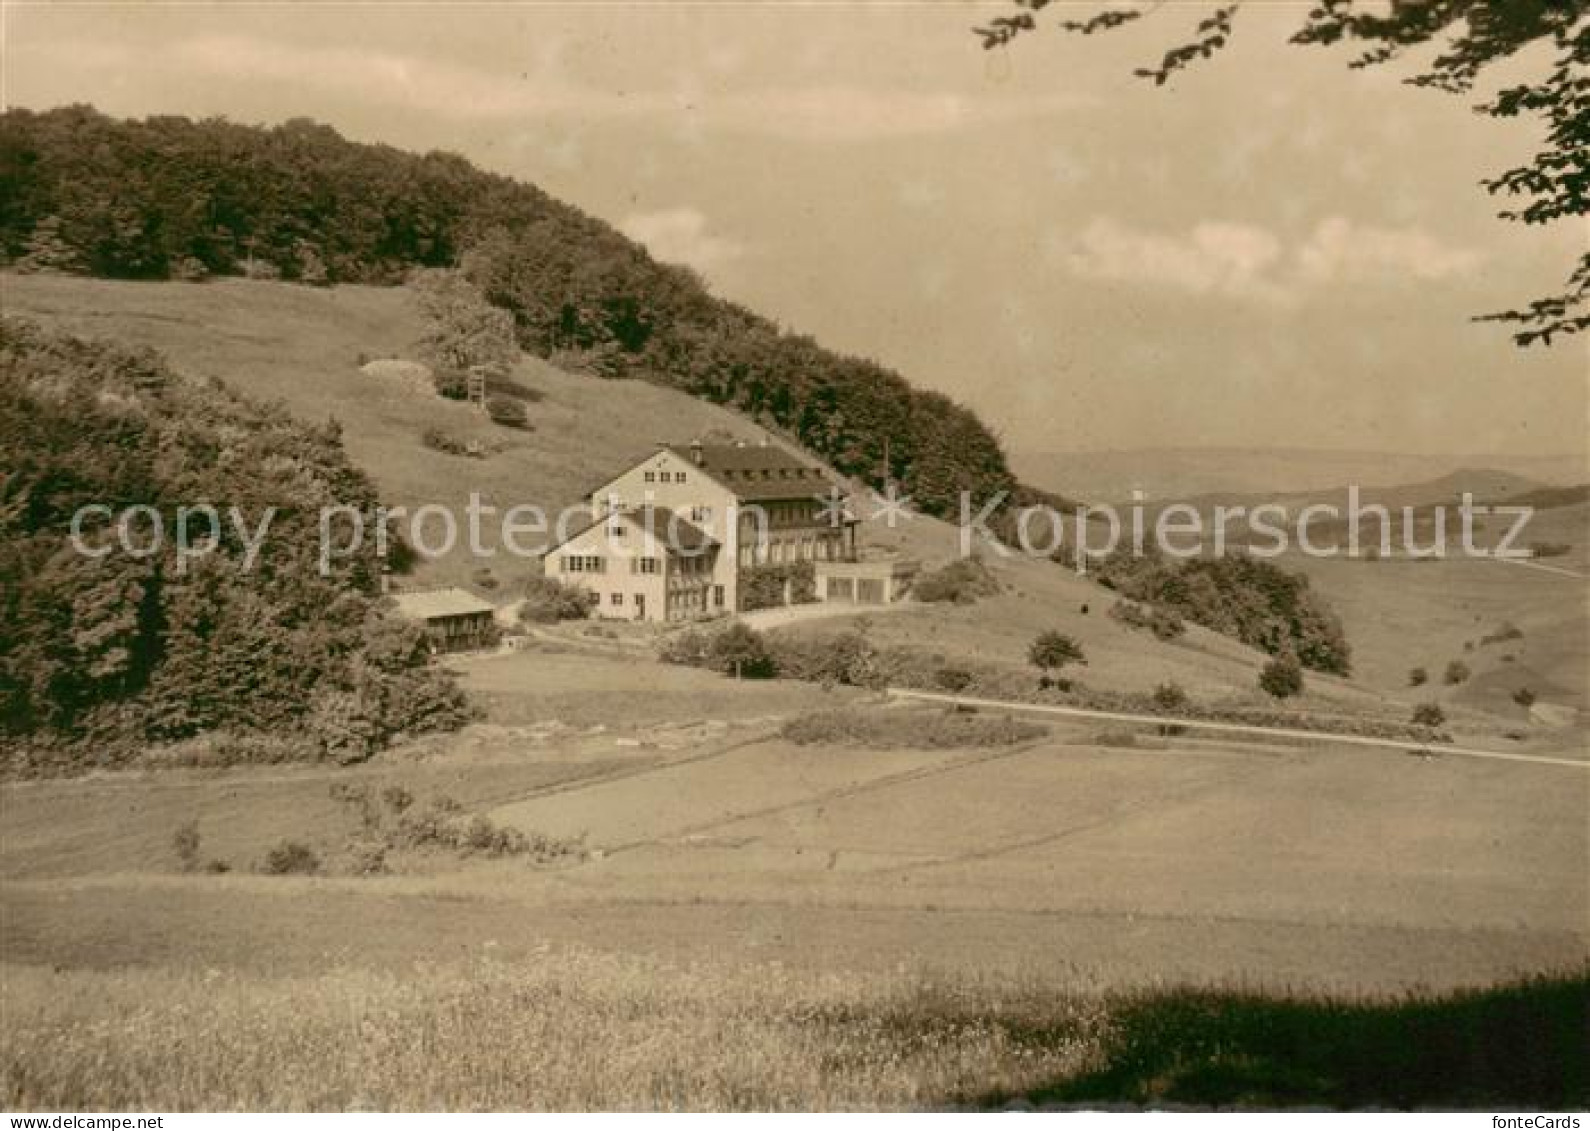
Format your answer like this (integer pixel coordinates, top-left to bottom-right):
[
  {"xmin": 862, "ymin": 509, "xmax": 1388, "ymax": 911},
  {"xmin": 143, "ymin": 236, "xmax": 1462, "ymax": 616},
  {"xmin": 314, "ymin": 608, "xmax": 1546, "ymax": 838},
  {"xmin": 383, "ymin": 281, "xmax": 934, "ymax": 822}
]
[
  {"xmin": 484, "ymin": 373, "xmax": 545, "ymax": 402},
  {"xmin": 780, "ymin": 707, "xmax": 1045, "ymax": 749},
  {"xmin": 1480, "ymin": 622, "xmax": 1525, "ymax": 646},
  {"xmin": 1029, "ymin": 631, "xmax": 1085, "ymax": 679},
  {"xmin": 1258, "ymin": 653, "xmax": 1304, "ymax": 699},
  {"xmin": 913, "ymin": 557, "xmax": 1000, "ymax": 604},
  {"xmin": 738, "ymin": 561, "xmax": 815, "ymax": 611},
  {"xmin": 432, "ymin": 367, "xmax": 469, "ymax": 400},
  {"xmin": 934, "ymin": 666, "xmax": 974, "ymax": 693},
  {"xmin": 1411, "ymin": 702, "xmax": 1446, "ymax": 728},
  {"xmin": 1444, "ymin": 660, "xmax": 1472, "ymax": 685},
  {"xmin": 1408, "ymin": 667, "xmax": 1429, "ymax": 687},
  {"xmin": 658, "ymin": 627, "xmax": 714, "ymax": 667},
  {"xmin": 764, "ymin": 630, "xmax": 888, "ymax": 688},
  {"xmin": 328, "ymin": 785, "xmax": 577, "ymax": 866},
  {"xmin": 1094, "ymin": 727, "xmax": 1141, "ymax": 748},
  {"xmin": 1111, "ymin": 600, "xmax": 1186, "ymax": 641},
  {"xmin": 520, "ymin": 576, "xmax": 597, "ymax": 624},
  {"xmin": 486, "ymin": 395, "xmax": 528, "ymax": 428},
  {"xmin": 172, "ymin": 821, "xmax": 201, "ymax": 872},
  {"xmin": 260, "ymin": 840, "xmax": 320, "ymax": 876},
  {"xmin": 1512, "ymin": 687, "xmax": 1537, "ymax": 708},
  {"xmin": 710, "ymin": 623, "xmax": 773, "ymax": 679},
  {"xmin": 1150, "ymin": 682, "xmax": 1189, "ymax": 712},
  {"xmin": 421, "ymin": 426, "xmax": 474, "ymax": 457}
]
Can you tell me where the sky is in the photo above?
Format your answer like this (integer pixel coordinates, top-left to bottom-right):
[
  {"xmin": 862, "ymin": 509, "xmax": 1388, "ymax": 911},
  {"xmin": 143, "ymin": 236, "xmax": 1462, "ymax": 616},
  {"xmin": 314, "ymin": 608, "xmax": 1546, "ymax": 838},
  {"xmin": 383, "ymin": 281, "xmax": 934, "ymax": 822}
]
[{"xmin": 3, "ymin": 0, "xmax": 1586, "ymax": 461}]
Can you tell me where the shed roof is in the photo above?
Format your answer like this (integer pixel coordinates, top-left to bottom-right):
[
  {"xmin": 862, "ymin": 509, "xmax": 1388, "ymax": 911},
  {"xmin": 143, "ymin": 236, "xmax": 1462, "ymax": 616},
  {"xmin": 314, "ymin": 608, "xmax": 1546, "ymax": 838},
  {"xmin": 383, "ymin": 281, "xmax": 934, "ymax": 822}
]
[{"xmin": 391, "ymin": 587, "xmax": 496, "ymax": 620}]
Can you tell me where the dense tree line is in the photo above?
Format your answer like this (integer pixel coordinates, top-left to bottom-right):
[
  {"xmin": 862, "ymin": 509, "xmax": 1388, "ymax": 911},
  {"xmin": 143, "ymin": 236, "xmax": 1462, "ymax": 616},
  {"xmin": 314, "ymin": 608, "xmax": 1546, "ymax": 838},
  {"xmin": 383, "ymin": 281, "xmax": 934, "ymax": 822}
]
[
  {"xmin": 0, "ymin": 106, "xmax": 1014, "ymax": 515},
  {"xmin": 0, "ymin": 319, "xmax": 470, "ymax": 773},
  {"xmin": 1096, "ymin": 549, "xmax": 1352, "ymax": 676}
]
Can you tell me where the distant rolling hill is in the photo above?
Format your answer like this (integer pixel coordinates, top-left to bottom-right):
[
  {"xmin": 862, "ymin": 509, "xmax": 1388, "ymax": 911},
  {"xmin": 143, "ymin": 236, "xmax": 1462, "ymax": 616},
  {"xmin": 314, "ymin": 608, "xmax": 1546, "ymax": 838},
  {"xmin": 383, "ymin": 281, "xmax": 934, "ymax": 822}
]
[{"xmin": 1014, "ymin": 447, "xmax": 1590, "ymax": 506}]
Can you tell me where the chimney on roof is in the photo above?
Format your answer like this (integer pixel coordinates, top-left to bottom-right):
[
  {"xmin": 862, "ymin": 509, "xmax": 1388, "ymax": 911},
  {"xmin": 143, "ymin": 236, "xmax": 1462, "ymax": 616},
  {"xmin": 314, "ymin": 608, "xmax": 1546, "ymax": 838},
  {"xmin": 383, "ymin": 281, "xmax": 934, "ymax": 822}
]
[{"xmin": 689, "ymin": 439, "xmax": 704, "ymax": 466}]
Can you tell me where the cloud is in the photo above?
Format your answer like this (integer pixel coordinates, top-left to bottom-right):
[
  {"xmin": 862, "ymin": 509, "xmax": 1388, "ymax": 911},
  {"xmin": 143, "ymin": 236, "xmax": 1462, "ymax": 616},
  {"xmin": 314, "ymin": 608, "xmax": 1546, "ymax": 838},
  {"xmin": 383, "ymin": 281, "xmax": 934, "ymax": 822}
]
[
  {"xmin": 1295, "ymin": 216, "xmax": 1484, "ymax": 284},
  {"xmin": 39, "ymin": 33, "xmax": 1090, "ymax": 143},
  {"xmin": 1064, "ymin": 218, "xmax": 1287, "ymax": 302},
  {"xmin": 619, "ymin": 208, "xmax": 747, "ymax": 274},
  {"xmin": 1063, "ymin": 215, "xmax": 1482, "ymax": 303}
]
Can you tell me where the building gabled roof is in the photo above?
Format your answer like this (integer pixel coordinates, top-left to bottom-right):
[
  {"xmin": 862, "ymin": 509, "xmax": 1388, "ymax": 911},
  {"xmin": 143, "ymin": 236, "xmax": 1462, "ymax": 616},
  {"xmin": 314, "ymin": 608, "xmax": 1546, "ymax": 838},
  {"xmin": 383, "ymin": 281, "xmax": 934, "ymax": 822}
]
[
  {"xmin": 660, "ymin": 442, "xmax": 842, "ymax": 502},
  {"xmin": 623, "ymin": 505, "xmax": 717, "ymax": 552},
  {"xmin": 545, "ymin": 505, "xmax": 717, "ymax": 557},
  {"xmin": 391, "ymin": 587, "xmax": 495, "ymax": 621}
]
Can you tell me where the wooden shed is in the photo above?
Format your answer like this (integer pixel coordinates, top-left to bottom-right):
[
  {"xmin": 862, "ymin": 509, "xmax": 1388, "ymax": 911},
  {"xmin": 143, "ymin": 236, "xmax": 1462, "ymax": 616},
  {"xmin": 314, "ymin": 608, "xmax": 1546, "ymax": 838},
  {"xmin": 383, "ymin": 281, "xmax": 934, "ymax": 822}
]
[{"xmin": 391, "ymin": 587, "xmax": 497, "ymax": 652}]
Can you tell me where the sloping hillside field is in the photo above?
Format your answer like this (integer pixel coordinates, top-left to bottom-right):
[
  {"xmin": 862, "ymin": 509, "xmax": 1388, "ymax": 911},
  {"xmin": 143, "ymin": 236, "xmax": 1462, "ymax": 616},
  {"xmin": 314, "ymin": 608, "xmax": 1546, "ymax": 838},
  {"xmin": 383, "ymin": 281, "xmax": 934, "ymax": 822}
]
[{"xmin": 2, "ymin": 273, "xmax": 1585, "ymax": 1110}]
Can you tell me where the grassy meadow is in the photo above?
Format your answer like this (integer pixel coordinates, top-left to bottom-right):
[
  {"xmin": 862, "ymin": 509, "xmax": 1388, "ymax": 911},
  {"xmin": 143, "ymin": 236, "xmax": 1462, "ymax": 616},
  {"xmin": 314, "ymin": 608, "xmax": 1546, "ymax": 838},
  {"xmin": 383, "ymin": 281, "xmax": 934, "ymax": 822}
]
[{"xmin": 4, "ymin": 954, "xmax": 1583, "ymax": 1110}]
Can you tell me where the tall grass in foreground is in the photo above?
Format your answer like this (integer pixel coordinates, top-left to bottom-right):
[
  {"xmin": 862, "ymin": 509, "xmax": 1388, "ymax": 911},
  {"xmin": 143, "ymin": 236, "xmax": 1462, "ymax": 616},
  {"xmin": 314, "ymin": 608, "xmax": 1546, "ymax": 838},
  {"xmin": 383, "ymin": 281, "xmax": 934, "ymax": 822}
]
[{"xmin": 2, "ymin": 955, "xmax": 1584, "ymax": 1110}]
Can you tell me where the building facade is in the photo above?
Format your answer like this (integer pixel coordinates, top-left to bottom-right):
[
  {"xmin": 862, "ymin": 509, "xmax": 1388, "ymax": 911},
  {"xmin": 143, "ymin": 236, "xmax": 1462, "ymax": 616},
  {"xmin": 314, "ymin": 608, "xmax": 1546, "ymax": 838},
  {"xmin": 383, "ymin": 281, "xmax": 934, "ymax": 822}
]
[
  {"xmin": 544, "ymin": 505, "xmax": 723, "ymax": 622},
  {"xmin": 544, "ymin": 439, "xmax": 857, "ymax": 622}
]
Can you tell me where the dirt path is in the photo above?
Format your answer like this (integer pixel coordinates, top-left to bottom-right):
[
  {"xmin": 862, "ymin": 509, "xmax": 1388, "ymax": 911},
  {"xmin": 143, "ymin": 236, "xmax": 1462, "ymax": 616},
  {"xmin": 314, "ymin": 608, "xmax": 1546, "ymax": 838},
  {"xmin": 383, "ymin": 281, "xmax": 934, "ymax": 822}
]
[{"xmin": 886, "ymin": 688, "xmax": 1590, "ymax": 768}]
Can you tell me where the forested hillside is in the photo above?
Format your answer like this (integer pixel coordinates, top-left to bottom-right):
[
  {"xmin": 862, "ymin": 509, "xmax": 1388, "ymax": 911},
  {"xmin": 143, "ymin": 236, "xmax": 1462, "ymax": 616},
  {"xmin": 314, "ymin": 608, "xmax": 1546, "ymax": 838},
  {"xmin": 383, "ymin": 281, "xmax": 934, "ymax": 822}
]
[
  {"xmin": 0, "ymin": 318, "xmax": 470, "ymax": 773},
  {"xmin": 0, "ymin": 106, "xmax": 1013, "ymax": 516}
]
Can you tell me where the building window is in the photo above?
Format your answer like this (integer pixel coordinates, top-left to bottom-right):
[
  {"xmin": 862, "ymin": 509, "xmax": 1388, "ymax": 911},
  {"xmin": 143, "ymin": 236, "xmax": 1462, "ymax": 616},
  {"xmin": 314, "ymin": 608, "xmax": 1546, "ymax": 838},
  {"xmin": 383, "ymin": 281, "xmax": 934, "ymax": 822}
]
[
  {"xmin": 677, "ymin": 471, "xmax": 687, "ymax": 483},
  {"xmin": 567, "ymin": 555, "xmax": 606, "ymax": 573},
  {"xmin": 658, "ymin": 471, "xmax": 671, "ymax": 483},
  {"xmin": 644, "ymin": 472, "xmax": 655, "ymax": 483},
  {"xmin": 636, "ymin": 557, "xmax": 660, "ymax": 575},
  {"xmin": 690, "ymin": 505, "xmax": 711, "ymax": 523},
  {"xmin": 713, "ymin": 585, "xmax": 724, "ymax": 608},
  {"xmin": 609, "ymin": 592, "xmax": 623, "ymax": 606}
]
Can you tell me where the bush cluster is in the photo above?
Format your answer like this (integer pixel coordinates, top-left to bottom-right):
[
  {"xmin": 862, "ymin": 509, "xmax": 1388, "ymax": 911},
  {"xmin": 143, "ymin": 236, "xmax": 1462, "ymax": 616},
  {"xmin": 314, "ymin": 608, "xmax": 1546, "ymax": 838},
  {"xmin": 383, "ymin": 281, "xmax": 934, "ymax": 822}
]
[
  {"xmin": 519, "ymin": 576, "xmax": 598, "ymax": 624},
  {"xmin": 420, "ymin": 426, "xmax": 481, "ymax": 458},
  {"xmin": 737, "ymin": 561, "xmax": 816, "ymax": 612},
  {"xmin": 261, "ymin": 841, "xmax": 321, "ymax": 876},
  {"xmin": 1109, "ymin": 600, "xmax": 1186, "ymax": 641},
  {"xmin": 912, "ymin": 557, "xmax": 1001, "ymax": 604},
  {"xmin": 1411, "ymin": 702, "xmax": 1447, "ymax": 729},
  {"xmin": 1258, "ymin": 653, "xmax": 1305, "ymax": 699},
  {"xmin": 329, "ymin": 783, "xmax": 580, "ymax": 870},
  {"xmin": 1479, "ymin": 622, "xmax": 1525, "ymax": 647},
  {"xmin": 1096, "ymin": 548, "xmax": 1351, "ymax": 675},
  {"xmin": 485, "ymin": 395, "xmax": 529, "ymax": 429},
  {"xmin": 780, "ymin": 707, "xmax": 1046, "ymax": 750}
]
